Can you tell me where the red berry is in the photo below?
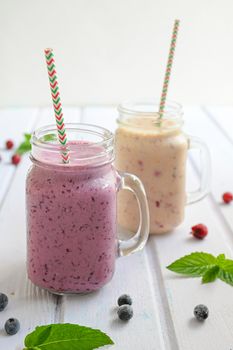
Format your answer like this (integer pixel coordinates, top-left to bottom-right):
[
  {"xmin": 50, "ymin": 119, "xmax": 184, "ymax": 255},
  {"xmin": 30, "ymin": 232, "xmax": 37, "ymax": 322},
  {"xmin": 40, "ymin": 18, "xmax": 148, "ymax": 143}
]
[
  {"xmin": 191, "ymin": 224, "xmax": 208, "ymax": 239},
  {"xmin": 11, "ymin": 154, "xmax": 21, "ymax": 165},
  {"xmin": 6, "ymin": 140, "xmax": 14, "ymax": 150},
  {"xmin": 222, "ymin": 192, "xmax": 233, "ymax": 204}
]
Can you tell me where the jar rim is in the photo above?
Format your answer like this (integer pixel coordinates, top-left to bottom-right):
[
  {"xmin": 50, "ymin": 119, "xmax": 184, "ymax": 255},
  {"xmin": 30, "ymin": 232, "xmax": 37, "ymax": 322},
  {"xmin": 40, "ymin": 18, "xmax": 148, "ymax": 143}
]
[
  {"xmin": 117, "ymin": 100, "xmax": 183, "ymax": 117},
  {"xmin": 31, "ymin": 123, "xmax": 114, "ymax": 167},
  {"xmin": 117, "ymin": 100, "xmax": 183, "ymax": 130},
  {"xmin": 32, "ymin": 123, "xmax": 114, "ymax": 150}
]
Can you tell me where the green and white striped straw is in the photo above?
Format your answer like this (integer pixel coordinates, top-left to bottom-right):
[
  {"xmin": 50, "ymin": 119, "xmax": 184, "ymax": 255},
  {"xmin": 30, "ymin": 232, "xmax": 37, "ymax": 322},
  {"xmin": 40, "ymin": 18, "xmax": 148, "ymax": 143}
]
[
  {"xmin": 159, "ymin": 19, "xmax": 180, "ymax": 117},
  {"xmin": 44, "ymin": 48, "xmax": 69, "ymax": 164}
]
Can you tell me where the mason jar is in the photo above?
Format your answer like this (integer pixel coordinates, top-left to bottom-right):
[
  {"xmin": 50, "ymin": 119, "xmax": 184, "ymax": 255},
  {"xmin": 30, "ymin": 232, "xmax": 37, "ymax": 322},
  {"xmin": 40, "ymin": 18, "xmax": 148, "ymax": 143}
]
[
  {"xmin": 115, "ymin": 101, "xmax": 211, "ymax": 234},
  {"xmin": 26, "ymin": 123, "xmax": 149, "ymax": 294}
]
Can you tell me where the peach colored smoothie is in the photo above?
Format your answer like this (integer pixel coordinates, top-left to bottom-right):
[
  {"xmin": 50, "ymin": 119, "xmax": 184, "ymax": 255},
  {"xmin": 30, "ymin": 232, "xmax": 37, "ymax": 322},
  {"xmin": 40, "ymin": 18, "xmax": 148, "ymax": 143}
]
[{"xmin": 115, "ymin": 105, "xmax": 188, "ymax": 234}]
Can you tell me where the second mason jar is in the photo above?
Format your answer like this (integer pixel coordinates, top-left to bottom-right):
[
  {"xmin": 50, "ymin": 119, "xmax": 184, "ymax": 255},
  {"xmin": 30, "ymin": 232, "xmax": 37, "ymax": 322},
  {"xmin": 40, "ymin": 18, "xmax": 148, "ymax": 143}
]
[{"xmin": 115, "ymin": 101, "xmax": 211, "ymax": 234}]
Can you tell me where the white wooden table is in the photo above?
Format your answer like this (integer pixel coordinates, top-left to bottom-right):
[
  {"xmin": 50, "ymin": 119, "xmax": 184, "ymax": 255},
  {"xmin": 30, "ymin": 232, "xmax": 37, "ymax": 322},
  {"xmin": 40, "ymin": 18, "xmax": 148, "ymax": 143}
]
[{"xmin": 0, "ymin": 106, "xmax": 233, "ymax": 350}]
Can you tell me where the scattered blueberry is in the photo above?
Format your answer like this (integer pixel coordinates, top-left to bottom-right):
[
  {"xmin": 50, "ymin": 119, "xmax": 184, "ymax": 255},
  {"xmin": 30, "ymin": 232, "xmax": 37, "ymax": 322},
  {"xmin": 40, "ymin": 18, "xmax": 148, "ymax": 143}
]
[
  {"xmin": 0, "ymin": 293, "xmax": 8, "ymax": 311},
  {"xmin": 117, "ymin": 305, "xmax": 133, "ymax": 321},
  {"xmin": 194, "ymin": 304, "xmax": 209, "ymax": 321},
  {"xmin": 117, "ymin": 294, "xmax": 132, "ymax": 306},
  {"xmin": 4, "ymin": 318, "xmax": 20, "ymax": 335}
]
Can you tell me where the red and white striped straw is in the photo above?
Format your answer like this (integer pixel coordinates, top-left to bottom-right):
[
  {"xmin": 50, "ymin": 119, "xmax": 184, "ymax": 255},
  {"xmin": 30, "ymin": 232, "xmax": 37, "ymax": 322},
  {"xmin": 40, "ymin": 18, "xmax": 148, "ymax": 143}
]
[
  {"xmin": 44, "ymin": 48, "xmax": 69, "ymax": 163},
  {"xmin": 159, "ymin": 19, "xmax": 180, "ymax": 117}
]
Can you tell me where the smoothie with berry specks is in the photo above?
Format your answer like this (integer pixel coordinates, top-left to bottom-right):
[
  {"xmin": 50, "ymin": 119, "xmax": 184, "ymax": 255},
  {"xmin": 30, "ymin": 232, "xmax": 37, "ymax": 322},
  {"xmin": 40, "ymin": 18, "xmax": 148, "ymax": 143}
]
[
  {"xmin": 115, "ymin": 104, "xmax": 188, "ymax": 234},
  {"xmin": 26, "ymin": 137, "xmax": 119, "ymax": 293}
]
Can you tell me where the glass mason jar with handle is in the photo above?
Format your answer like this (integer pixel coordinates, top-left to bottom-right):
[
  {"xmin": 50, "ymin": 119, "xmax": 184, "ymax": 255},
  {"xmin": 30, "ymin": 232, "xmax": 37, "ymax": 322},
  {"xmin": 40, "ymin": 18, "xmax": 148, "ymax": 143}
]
[
  {"xmin": 26, "ymin": 123, "xmax": 149, "ymax": 294},
  {"xmin": 115, "ymin": 101, "xmax": 211, "ymax": 234}
]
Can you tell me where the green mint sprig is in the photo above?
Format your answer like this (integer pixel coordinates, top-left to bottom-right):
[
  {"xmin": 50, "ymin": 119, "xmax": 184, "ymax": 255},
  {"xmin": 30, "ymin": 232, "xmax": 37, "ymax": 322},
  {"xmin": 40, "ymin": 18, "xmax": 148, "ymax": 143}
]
[
  {"xmin": 42, "ymin": 133, "xmax": 57, "ymax": 142},
  {"xmin": 16, "ymin": 133, "xmax": 32, "ymax": 155},
  {"xmin": 167, "ymin": 252, "xmax": 233, "ymax": 286},
  {"xmin": 23, "ymin": 323, "xmax": 114, "ymax": 350},
  {"xmin": 16, "ymin": 133, "xmax": 57, "ymax": 156}
]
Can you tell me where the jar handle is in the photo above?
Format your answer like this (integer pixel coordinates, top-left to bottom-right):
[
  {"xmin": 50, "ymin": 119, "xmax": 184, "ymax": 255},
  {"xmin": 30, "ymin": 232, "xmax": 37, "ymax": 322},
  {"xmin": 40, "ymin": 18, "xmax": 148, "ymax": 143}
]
[
  {"xmin": 187, "ymin": 135, "xmax": 211, "ymax": 204},
  {"xmin": 117, "ymin": 171, "xmax": 150, "ymax": 257}
]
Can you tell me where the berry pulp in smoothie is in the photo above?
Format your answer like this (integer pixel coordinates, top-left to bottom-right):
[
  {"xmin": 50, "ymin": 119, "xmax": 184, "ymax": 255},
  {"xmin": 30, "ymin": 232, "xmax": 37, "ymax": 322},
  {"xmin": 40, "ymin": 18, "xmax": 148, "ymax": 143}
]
[
  {"xmin": 26, "ymin": 143, "xmax": 118, "ymax": 293},
  {"xmin": 115, "ymin": 117, "xmax": 188, "ymax": 234}
]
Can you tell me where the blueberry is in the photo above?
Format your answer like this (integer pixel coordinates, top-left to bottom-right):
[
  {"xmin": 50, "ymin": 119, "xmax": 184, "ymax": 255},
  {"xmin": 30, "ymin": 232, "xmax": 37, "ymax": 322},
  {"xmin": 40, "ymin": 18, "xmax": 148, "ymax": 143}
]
[
  {"xmin": 117, "ymin": 294, "xmax": 132, "ymax": 306},
  {"xmin": 194, "ymin": 304, "xmax": 209, "ymax": 321},
  {"xmin": 4, "ymin": 318, "xmax": 20, "ymax": 335},
  {"xmin": 0, "ymin": 293, "xmax": 8, "ymax": 311},
  {"xmin": 117, "ymin": 305, "xmax": 133, "ymax": 321}
]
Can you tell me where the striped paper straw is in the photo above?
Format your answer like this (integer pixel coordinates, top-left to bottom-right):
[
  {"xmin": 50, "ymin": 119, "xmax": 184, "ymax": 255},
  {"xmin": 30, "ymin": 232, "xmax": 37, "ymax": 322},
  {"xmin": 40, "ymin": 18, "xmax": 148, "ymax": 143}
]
[
  {"xmin": 159, "ymin": 19, "xmax": 180, "ymax": 117},
  {"xmin": 44, "ymin": 48, "xmax": 69, "ymax": 163}
]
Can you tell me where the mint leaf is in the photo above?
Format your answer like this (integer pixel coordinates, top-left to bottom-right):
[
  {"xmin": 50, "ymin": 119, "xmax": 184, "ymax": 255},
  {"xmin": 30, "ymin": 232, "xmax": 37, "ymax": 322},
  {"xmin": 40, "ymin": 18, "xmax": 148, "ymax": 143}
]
[
  {"xmin": 167, "ymin": 252, "xmax": 216, "ymax": 277},
  {"xmin": 218, "ymin": 259, "xmax": 233, "ymax": 286},
  {"xmin": 24, "ymin": 323, "xmax": 114, "ymax": 350},
  {"xmin": 216, "ymin": 254, "xmax": 226, "ymax": 265},
  {"xmin": 167, "ymin": 251, "xmax": 233, "ymax": 287},
  {"xmin": 15, "ymin": 132, "xmax": 57, "ymax": 156},
  {"xmin": 202, "ymin": 265, "xmax": 219, "ymax": 283},
  {"xmin": 16, "ymin": 142, "xmax": 31, "ymax": 155},
  {"xmin": 220, "ymin": 259, "xmax": 233, "ymax": 270},
  {"xmin": 24, "ymin": 133, "xmax": 32, "ymax": 142},
  {"xmin": 16, "ymin": 133, "xmax": 32, "ymax": 155},
  {"xmin": 42, "ymin": 134, "xmax": 57, "ymax": 142}
]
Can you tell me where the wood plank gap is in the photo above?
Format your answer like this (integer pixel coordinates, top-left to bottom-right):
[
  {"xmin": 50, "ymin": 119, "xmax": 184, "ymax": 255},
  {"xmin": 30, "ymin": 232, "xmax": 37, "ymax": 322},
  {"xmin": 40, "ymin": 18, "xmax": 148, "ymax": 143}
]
[
  {"xmin": 201, "ymin": 105, "xmax": 233, "ymax": 148},
  {"xmin": 54, "ymin": 296, "xmax": 65, "ymax": 323},
  {"xmin": 144, "ymin": 242, "xmax": 180, "ymax": 350}
]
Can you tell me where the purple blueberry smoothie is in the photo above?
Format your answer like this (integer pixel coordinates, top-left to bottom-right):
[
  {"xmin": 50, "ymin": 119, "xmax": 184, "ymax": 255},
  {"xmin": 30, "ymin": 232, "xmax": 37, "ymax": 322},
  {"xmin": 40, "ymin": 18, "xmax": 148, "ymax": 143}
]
[{"xmin": 26, "ymin": 129, "xmax": 119, "ymax": 293}]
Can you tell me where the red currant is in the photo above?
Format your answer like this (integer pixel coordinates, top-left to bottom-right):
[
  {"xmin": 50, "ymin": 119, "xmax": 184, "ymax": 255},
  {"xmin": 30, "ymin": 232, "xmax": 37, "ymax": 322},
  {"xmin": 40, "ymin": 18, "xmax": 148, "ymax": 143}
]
[
  {"xmin": 222, "ymin": 192, "xmax": 233, "ymax": 204},
  {"xmin": 11, "ymin": 154, "xmax": 21, "ymax": 165},
  {"xmin": 6, "ymin": 140, "xmax": 14, "ymax": 150},
  {"xmin": 191, "ymin": 224, "xmax": 208, "ymax": 239}
]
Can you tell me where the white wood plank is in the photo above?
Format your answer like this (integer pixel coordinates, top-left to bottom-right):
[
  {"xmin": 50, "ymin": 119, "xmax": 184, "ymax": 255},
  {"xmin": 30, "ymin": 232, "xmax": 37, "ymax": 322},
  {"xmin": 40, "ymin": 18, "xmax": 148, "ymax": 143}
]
[
  {"xmin": 154, "ymin": 170, "xmax": 233, "ymax": 350},
  {"xmin": 63, "ymin": 252, "xmax": 168, "ymax": 350},
  {"xmin": 183, "ymin": 106, "xmax": 233, "ymax": 235},
  {"xmin": 0, "ymin": 108, "xmax": 38, "ymax": 207},
  {"xmin": 203, "ymin": 105, "xmax": 233, "ymax": 141},
  {"xmin": 0, "ymin": 108, "xmax": 81, "ymax": 350}
]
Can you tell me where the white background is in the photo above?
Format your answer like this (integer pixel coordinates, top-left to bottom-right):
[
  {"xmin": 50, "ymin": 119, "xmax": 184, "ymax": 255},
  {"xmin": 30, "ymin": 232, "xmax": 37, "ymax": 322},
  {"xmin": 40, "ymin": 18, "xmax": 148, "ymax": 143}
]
[{"xmin": 0, "ymin": 0, "xmax": 233, "ymax": 107}]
